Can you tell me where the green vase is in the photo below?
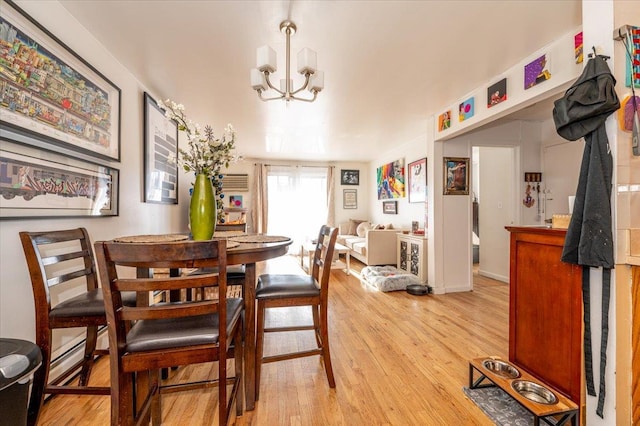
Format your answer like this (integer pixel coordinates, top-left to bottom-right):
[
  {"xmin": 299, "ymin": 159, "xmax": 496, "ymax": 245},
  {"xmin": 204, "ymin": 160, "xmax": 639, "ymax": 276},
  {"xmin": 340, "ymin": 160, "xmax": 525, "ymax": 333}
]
[{"xmin": 190, "ymin": 174, "xmax": 216, "ymax": 240}]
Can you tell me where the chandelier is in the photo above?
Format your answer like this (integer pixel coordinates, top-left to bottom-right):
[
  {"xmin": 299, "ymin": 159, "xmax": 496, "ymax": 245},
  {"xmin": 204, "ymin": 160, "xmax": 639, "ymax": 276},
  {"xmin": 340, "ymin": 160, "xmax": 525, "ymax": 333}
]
[{"xmin": 251, "ymin": 20, "xmax": 324, "ymax": 103}]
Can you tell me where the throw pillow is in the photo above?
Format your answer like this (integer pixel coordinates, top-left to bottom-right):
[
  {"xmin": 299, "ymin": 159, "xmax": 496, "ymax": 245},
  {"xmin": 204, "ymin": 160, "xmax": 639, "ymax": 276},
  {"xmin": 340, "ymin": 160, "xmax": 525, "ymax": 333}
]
[
  {"xmin": 348, "ymin": 218, "xmax": 367, "ymax": 235},
  {"xmin": 356, "ymin": 221, "xmax": 372, "ymax": 237},
  {"xmin": 386, "ymin": 223, "xmax": 394, "ymax": 230}
]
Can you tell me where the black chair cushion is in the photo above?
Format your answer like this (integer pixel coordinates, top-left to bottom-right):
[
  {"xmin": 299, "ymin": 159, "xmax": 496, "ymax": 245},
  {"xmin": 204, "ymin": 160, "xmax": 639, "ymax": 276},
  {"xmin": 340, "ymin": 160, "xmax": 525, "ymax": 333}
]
[
  {"xmin": 256, "ymin": 274, "xmax": 320, "ymax": 300},
  {"xmin": 50, "ymin": 289, "xmax": 137, "ymax": 318},
  {"xmin": 125, "ymin": 298, "xmax": 243, "ymax": 353}
]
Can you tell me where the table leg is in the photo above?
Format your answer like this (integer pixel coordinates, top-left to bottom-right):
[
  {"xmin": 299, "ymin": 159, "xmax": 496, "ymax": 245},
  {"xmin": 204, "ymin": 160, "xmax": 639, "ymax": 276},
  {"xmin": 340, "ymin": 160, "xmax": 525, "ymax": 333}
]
[
  {"xmin": 244, "ymin": 263, "xmax": 257, "ymax": 410},
  {"xmin": 345, "ymin": 250, "xmax": 351, "ymax": 275}
]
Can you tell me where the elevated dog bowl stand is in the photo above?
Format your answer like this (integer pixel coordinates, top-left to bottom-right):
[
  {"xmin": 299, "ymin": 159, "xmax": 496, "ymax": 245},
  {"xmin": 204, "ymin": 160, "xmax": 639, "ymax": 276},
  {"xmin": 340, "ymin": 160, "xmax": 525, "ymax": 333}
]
[{"xmin": 468, "ymin": 357, "xmax": 579, "ymax": 426}]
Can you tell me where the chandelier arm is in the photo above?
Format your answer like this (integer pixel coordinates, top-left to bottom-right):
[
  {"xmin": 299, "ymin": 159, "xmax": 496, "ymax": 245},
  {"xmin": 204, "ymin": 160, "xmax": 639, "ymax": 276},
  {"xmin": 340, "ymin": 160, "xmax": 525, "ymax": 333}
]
[
  {"xmin": 290, "ymin": 73, "xmax": 311, "ymax": 96},
  {"xmin": 290, "ymin": 90, "xmax": 318, "ymax": 103},
  {"xmin": 263, "ymin": 72, "xmax": 285, "ymax": 95},
  {"xmin": 257, "ymin": 90, "xmax": 286, "ymax": 102}
]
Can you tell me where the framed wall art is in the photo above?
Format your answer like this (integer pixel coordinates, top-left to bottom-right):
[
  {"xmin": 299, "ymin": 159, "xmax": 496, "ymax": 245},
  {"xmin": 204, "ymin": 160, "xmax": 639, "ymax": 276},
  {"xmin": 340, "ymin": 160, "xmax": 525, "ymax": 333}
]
[
  {"xmin": 487, "ymin": 78, "xmax": 507, "ymax": 108},
  {"xmin": 408, "ymin": 157, "xmax": 427, "ymax": 203},
  {"xmin": 144, "ymin": 93, "xmax": 178, "ymax": 204},
  {"xmin": 343, "ymin": 189, "xmax": 357, "ymax": 209},
  {"xmin": 443, "ymin": 157, "xmax": 469, "ymax": 195},
  {"xmin": 377, "ymin": 158, "xmax": 405, "ymax": 199},
  {"xmin": 382, "ymin": 200, "xmax": 397, "ymax": 214},
  {"xmin": 0, "ymin": 0, "xmax": 121, "ymax": 162},
  {"xmin": 0, "ymin": 139, "xmax": 119, "ymax": 218},
  {"xmin": 340, "ymin": 169, "xmax": 359, "ymax": 185}
]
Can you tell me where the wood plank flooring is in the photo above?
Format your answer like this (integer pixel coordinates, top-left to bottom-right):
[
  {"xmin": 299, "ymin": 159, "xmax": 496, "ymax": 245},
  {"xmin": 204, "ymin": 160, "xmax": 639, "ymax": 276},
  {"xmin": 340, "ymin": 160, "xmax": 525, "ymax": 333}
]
[{"xmin": 36, "ymin": 257, "xmax": 508, "ymax": 425}]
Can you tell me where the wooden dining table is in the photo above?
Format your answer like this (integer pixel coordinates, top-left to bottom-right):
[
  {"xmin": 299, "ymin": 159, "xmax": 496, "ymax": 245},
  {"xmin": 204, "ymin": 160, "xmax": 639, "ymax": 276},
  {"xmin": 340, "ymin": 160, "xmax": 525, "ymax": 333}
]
[{"xmin": 126, "ymin": 233, "xmax": 292, "ymax": 411}]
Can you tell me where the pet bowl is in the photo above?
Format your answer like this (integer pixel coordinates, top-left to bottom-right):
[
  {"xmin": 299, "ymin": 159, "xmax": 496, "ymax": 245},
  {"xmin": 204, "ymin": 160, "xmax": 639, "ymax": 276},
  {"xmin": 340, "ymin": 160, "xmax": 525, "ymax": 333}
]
[
  {"xmin": 511, "ymin": 380, "xmax": 558, "ymax": 405},
  {"xmin": 482, "ymin": 359, "xmax": 520, "ymax": 379}
]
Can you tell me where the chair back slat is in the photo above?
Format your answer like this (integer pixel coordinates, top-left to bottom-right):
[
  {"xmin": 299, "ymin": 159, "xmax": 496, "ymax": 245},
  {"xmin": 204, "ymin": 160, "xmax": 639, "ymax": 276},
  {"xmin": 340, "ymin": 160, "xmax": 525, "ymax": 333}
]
[
  {"xmin": 113, "ymin": 273, "xmax": 219, "ymax": 292},
  {"xmin": 94, "ymin": 239, "xmax": 229, "ymax": 359},
  {"xmin": 46, "ymin": 267, "xmax": 94, "ymax": 287},
  {"xmin": 121, "ymin": 301, "xmax": 219, "ymax": 321},
  {"xmin": 41, "ymin": 249, "xmax": 91, "ymax": 266},
  {"xmin": 311, "ymin": 225, "xmax": 338, "ymax": 296}
]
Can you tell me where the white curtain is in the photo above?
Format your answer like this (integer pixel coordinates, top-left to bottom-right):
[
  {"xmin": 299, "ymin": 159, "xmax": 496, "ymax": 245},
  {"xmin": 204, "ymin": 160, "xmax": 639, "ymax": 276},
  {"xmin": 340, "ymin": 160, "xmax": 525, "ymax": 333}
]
[{"xmin": 266, "ymin": 165, "xmax": 329, "ymax": 251}]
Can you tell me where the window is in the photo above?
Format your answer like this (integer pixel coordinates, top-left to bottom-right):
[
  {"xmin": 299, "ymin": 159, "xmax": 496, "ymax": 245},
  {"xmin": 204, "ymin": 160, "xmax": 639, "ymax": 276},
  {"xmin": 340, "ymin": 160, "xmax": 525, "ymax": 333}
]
[{"xmin": 267, "ymin": 166, "xmax": 328, "ymax": 251}]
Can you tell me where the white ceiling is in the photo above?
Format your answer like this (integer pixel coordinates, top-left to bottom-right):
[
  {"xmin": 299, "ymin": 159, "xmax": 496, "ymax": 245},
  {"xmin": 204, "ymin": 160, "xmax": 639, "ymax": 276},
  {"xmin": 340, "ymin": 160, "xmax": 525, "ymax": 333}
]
[{"xmin": 59, "ymin": 0, "xmax": 582, "ymax": 162}]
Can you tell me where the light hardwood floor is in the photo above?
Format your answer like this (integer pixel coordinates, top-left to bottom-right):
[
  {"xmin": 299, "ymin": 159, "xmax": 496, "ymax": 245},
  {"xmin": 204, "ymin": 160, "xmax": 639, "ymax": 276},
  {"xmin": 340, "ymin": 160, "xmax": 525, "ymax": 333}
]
[{"xmin": 37, "ymin": 256, "xmax": 508, "ymax": 425}]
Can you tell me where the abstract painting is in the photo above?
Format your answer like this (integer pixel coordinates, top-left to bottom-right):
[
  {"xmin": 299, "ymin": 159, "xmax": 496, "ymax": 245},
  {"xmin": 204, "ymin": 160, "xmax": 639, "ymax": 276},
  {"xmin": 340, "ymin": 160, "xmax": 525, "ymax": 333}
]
[
  {"xmin": 524, "ymin": 54, "xmax": 551, "ymax": 90},
  {"xmin": 377, "ymin": 158, "xmax": 405, "ymax": 199}
]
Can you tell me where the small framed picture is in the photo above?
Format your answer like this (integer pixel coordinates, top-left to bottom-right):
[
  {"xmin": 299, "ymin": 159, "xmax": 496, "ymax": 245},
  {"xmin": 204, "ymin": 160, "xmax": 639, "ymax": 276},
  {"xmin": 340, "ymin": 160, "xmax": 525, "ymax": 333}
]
[
  {"xmin": 343, "ymin": 189, "xmax": 357, "ymax": 209},
  {"xmin": 229, "ymin": 195, "xmax": 243, "ymax": 208},
  {"xmin": 144, "ymin": 93, "xmax": 178, "ymax": 204},
  {"xmin": 443, "ymin": 157, "xmax": 470, "ymax": 195},
  {"xmin": 341, "ymin": 169, "xmax": 359, "ymax": 185},
  {"xmin": 382, "ymin": 200, "xmax": 398, "ymax": 214}
]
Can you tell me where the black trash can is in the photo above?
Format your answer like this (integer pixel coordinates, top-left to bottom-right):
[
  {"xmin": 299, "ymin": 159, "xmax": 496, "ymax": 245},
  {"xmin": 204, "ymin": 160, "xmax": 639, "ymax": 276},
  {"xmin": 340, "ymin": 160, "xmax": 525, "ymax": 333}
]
[{"xmin": 0, "ymin": 339, "xmax": 42, "ymax": 426}]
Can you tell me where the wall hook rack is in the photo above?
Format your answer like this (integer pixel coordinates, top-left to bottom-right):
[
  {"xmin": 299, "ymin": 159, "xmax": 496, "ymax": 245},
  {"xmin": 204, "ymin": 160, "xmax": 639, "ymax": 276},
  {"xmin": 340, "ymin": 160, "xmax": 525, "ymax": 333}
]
[{"xmin": 587, "ymin": 46, "xmax": 610, "ymax": 61}]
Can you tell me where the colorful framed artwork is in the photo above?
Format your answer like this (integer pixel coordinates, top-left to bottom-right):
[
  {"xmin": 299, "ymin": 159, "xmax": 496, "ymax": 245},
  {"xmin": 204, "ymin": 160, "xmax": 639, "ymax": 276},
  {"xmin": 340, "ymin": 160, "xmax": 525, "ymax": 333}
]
[
  {"xmin": 0, "ymin": 0, "xmax": 121, "ymax": 162},
  {"xmin": 408, "ymin": 158, "xmax": 427, "ymax": 203},
  {"xmin": 625, "ymin": 26, "xmax": 640, "ymax": 88},
  {"xmin": 382, "ymin": 200, "xmax": 397, "ymax": 214},
  {"xmin": 343, "ymin": 189, "xmax": 357, "ymax": 209},
  {"xmin": 443, "ymin": 157, "xmax": 469, "ymax": 195},
  {"xmin": 459, "ymin": 98, "xmax": 474, "ymax": 122},
  {"xmin": 229, "ymin": 195, "xmax": 243, "ymax": 208},
  {"xmin": 0, "ymin": 138, "xmax": 119, "ymax": 218},
  {"xmin": 524, "ymin": 54, "xmax": 551, "ymax": 90},
  {"xmin": 144, "ymin": 93, "xmax": 178, "ymax": 204},
  {"xmin": 574, "ymin": 32, "xmax": 583, "ymax": 64},
  {"xmin": 438, "ymin": 110, "xmax": 451, "ymax": 131},
  {"xmin": 341, "ymin": 169, "xmax": 359, "ymax": 185},
  {"xmin": 377, "ymin": 158, "xmax": 405, "ymax": 200},
  {"xmin": 487, "ymin": 78, "xmax": 507, "ymax": 108}
]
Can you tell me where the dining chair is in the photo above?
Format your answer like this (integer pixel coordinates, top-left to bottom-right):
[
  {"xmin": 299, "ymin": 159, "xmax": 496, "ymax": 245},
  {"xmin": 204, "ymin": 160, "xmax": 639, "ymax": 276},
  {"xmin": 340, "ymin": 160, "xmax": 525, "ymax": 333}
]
[
  {"xmin": 19, "ymin": 228, "xmax": 137, "ymax": 426},
  {"xmin": 94, "ymin": 238, "xmax": 243, "ymax": 426},
  {"xmin": 255, "ymin": 225, "xmax": 338, "ymax": 398}
]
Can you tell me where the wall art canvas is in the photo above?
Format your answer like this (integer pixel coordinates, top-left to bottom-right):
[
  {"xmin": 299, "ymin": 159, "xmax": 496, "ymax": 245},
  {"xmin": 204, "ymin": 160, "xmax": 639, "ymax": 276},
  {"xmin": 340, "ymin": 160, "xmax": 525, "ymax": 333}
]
[
  {"xmin": 459, "ymin": 97, "xmax": 474, "ymax": 122},
  {"xmin": 625, "ymin": 26, "xmax": 640, "ymax": 88},
  {"xmin": 144, "ymin": 93, "xmax": 178, "ymax": 204},
  {"xmin": 340, "ymin": 169, "xmax": 359, "ymax": 185},
  {"xmin": 524, "ymin": 54, "xmax": 551, "ymax": 90},
  {"xmin": 487, "ymin": 78, "xmax": 507, "ymax": 108},
  {"xmin": 574, "ymin": 32, "xmax": 583, "ymax": 64},
  {"xmin": 0, "ymin": 139, "xmax": 119, "ymax": 218},
  {"xmin": 0, "ymin": 0, "xmax": 121, "ymax": 161},
  {"xmin": 438, "ymin": 110, "xmax": 451, "ymax": 131},
  {"xmin": 229, "ymin": 195, "xmax": 243, "ymax": 208},
  {"xmin": 377, "ymin": 158, "xmax": 405, "ymax": 200},
  {"xmin": 408, "ymin": 157, "xmax": 427, "ymax": 203},
  {"xmin": 382, "ymin": 200, "xmax": 397, "ymax": 214}
]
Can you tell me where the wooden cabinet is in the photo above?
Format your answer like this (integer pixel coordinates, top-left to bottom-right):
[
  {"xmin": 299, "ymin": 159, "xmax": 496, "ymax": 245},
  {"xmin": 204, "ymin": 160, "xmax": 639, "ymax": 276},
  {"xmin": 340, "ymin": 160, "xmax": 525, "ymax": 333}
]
[
  {"xmin": 506, "ymin": 226, "xmax": 582, "ymax": 408},
  {"xmin": 396, "ymin": 233, "xmax": 428, "ymax": 283}
]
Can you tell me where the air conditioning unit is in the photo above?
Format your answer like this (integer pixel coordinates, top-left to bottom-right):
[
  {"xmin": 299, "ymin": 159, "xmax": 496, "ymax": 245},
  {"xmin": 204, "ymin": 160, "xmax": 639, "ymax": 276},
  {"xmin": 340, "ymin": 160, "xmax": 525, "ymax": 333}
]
[{"xmin": 222, "ymin": 174, "xmax": 249, "ymax": 192}]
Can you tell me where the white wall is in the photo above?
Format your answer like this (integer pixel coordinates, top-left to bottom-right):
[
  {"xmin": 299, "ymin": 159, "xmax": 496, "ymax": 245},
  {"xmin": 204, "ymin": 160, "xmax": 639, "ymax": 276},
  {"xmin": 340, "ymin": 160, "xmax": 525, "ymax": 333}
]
[{"xmin": 0, "ymin": 1, "xmax": 186, "ymax": 349}]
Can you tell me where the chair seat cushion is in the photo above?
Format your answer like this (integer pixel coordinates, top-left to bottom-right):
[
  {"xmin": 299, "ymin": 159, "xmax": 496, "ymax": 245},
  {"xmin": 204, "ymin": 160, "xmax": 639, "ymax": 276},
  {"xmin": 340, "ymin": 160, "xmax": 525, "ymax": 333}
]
[
  {"xmin": 50, "ymin": 289, "xmax": 137, "ymax": 318},
  {"xmin": 125, "ymin": 298, "xmax": 243, "ymax": 353},
  {"xmin": 256, "ymin": 274, "xmax": 320, "ymax": 300}
]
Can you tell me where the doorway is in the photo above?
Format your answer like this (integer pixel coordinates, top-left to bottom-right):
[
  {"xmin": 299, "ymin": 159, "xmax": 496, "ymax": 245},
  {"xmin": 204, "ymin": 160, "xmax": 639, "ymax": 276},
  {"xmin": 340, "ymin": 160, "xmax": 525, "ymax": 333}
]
[{"xmin": 471, "ymin": 146, "xmax": 515, "ymax": 283}]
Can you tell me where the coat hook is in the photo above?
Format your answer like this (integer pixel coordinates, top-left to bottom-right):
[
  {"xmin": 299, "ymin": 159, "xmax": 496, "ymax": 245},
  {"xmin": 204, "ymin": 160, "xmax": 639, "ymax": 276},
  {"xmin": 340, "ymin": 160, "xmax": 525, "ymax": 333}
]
[{"xmin": 588, "ymin": 45, "xmax": 610, "ymax": 61}]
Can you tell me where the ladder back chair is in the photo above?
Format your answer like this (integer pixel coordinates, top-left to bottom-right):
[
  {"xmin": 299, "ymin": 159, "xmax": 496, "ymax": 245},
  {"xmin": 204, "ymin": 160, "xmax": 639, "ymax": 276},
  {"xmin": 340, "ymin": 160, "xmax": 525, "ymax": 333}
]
[
  {"xmin": 94, "ymin": 238, "xmax": 243, "ymax": 426},
  {"xmin": 19, "ymin": 228, "xmax": 137, "ymax": 426},
  {"xmin": 255, "ymin": 225, "xmax": 338, "ymax": 399}
]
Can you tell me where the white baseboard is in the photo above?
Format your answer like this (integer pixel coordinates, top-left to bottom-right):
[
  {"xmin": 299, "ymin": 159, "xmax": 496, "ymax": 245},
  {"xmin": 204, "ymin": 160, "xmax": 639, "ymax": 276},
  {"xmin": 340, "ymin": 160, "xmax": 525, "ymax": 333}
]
[{"xmin": 478, "ymin": 269, "xmax": 509, "ymax": 283}]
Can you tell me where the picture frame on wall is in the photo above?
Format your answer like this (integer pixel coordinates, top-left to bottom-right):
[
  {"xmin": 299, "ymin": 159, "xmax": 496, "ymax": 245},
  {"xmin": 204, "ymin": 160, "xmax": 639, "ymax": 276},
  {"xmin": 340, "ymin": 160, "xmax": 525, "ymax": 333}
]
[
  {"xmin": 382, "ymin": 200, "xmax": 397, "ymax": 214},
  {"xmin": 408, "ymin": 157, "xmax": 427, "ymax": 203},
  {"xmin": 0, "ymin": 0, "xmax": 122, "ymax": 162},
  {"xmin": 443, "ymin": 157, "xmax": 470, "ymax": 195},
  {"xmin": 0, "ymin": 138, "xmax": 119, "ymax": 218},
  {"xmin": 341, "ymin": 169, "xmax": 359, "ymax": 185},
  {"xmin": 343, "ymin": 189, "xmax": 357, "ymax": 209},
  {"xmin": 144, "ymin": 93, "xmax": 178, "ymax": 204}
]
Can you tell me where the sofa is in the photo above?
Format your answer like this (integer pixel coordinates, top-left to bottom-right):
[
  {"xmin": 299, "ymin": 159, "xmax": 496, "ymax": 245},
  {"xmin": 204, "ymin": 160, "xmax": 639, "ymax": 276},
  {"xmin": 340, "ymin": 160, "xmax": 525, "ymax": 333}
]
[{"xmin": 337, "ymin": 220, "xmax": 402, "ymax": 266}]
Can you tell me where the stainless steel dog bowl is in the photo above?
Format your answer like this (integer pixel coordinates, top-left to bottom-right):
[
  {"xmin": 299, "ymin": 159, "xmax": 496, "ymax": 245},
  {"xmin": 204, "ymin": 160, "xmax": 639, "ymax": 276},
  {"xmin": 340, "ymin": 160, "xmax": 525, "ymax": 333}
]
[
  {"xmin": 511, "ymin": 380, "xmax": 558, "ymax": 405},
  {"xmin": 482, "ymin": 359, "xmax": 520, "ymax": 379}
]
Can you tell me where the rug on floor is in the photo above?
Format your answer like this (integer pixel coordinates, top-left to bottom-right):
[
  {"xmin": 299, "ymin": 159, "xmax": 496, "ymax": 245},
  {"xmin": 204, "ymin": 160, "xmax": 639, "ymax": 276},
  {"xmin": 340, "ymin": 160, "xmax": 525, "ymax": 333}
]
[{"xmin": 463, "ymin": 386, "xmax": 559, "ymax": 426}]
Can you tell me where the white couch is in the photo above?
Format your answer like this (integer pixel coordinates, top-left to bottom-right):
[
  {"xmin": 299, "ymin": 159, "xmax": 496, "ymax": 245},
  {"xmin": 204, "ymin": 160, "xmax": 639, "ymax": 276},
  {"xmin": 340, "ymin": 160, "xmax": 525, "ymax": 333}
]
[{"xmin": 337, "ymin": 221, "xmax": 401, "ymax": 266}]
